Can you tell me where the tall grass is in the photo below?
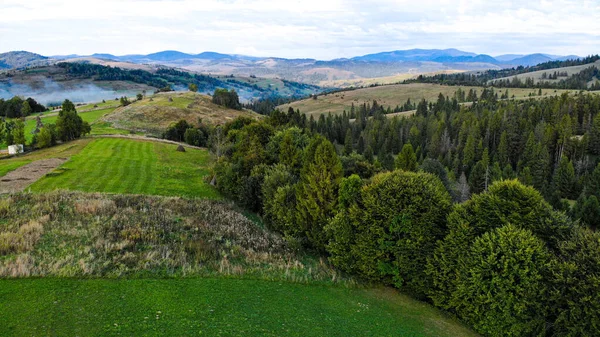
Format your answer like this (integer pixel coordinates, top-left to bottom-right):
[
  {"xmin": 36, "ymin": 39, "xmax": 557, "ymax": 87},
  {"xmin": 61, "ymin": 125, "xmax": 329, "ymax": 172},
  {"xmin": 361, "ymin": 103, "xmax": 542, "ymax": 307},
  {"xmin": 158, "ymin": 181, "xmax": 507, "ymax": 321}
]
[{"xmin": 0, "ymin": 192, "xmax": 352, "ymax": 285}]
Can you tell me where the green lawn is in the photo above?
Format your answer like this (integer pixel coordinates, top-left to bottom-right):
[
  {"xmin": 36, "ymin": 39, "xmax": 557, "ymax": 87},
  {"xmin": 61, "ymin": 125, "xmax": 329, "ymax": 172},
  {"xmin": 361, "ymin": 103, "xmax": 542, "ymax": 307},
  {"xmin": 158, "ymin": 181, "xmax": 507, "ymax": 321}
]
[
  {"xmin": 29, "ymin": 138, "xmax": 219, "ymax": 199},
  {"xmin": 0, "ymin": 278, "xmax": 478, "ymax": 337}
]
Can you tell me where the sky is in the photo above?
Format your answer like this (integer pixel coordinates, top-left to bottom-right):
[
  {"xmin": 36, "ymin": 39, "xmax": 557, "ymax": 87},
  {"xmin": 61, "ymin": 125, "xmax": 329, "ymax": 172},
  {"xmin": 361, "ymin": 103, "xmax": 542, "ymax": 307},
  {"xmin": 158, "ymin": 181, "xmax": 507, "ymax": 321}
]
[{"xmin": 1, "ymin": 0, "xmax": 599, "ymax": 60}]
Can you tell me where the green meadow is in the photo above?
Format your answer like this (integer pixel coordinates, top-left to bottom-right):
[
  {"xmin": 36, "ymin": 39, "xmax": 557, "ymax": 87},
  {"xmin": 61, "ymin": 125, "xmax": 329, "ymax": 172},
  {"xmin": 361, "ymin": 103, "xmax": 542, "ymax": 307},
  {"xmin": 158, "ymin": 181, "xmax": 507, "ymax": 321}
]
[
  {"xmin": 0, "ymin": 278, "xmax": 478, "ymax": 337},
  {"xmin": 28, "ymin": 138, "xmax": 219, "ymax": 199}
]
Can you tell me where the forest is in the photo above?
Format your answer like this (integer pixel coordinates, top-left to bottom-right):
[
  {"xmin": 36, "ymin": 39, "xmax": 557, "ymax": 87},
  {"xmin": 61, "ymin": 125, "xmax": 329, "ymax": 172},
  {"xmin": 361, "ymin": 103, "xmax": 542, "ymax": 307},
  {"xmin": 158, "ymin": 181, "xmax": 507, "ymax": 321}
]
[
  {"xmin": 208, "ymin": 89, "xmax": 600, "ymax": 336},
  {"xmin": 406, "ymin": 55, "xmax": 600, "ymax": 89}
]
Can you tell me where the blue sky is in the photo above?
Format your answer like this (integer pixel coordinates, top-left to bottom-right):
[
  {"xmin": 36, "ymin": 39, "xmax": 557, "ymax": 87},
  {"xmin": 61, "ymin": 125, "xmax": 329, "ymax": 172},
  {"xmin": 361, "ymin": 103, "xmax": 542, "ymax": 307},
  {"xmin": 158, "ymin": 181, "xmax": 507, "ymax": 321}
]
[{"xmin": 1, "ymin": 0, "xmax": 599, "ymax": 59}]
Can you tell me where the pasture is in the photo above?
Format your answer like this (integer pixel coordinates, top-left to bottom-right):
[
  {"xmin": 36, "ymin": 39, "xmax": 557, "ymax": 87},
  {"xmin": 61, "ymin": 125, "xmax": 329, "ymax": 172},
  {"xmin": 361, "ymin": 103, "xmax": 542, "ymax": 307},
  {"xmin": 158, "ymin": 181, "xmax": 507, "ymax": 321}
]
[
  {"xmin": 102, "ymin": 92, "xmax": 261, "ymax": 136},
  {"xmin": 0, "ymin": 278, "xmax": 478, "ymax": 337},
  {"xmin": 278, "ymin": 83, "xmax": 577, "ymax": 117},
  {"xmin": 28, "ymin": 138, "xmax": 219, "ymax": 199}
]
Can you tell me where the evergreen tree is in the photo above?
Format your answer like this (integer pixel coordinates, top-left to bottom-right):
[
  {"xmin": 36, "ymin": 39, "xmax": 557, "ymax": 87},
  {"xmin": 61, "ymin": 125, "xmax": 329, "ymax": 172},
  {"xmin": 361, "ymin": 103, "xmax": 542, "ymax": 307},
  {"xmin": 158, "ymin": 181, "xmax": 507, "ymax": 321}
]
[
  {"xmin": 343, "ymin": 129, "xmax": 353, "ymax": 155},
  {"xmin": 296, "ymin": 138, "xmax": 343, "ymax": 250},
  {"xmin": 555, "ymin": 156, "xmax": 576, "ymax": 199},
  {"xmin": 395, "ymin": 143, "xmax": 417, "ymax": 171}
]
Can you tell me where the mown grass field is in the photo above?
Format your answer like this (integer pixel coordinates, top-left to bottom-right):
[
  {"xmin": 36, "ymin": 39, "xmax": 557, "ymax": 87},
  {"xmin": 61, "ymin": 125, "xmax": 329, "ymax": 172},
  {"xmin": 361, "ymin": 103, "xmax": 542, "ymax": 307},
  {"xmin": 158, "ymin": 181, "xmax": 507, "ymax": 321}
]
[
  {"xmin": 28, "ymin": 138, "xmax": 219, "ymax": 199},
  {"xmin": 278, "ymin": 83, "xmax": 578, "ymax": 117},
  {"xmin": 0, "ymin": 278, "xmax": 478, "ymax": 337},
  {"xmin": 0, "ymin": 138, "xmax": 93, "ymax": 176}
]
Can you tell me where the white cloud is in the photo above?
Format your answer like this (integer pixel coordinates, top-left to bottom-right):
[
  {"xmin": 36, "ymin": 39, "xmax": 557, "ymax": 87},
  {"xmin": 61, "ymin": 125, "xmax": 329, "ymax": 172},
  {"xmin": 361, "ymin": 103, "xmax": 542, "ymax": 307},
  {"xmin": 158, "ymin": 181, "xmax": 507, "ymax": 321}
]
[{"xmin": 0, "ymin": 0, "xmax": 598, "ymax": 59}]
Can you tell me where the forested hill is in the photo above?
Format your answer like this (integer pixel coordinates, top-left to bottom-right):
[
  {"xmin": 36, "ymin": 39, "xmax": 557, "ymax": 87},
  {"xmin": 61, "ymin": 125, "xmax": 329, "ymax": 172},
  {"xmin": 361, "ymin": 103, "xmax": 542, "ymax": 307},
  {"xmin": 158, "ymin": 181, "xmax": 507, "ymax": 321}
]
[
  {"xmin": 57, "ymin": 62, "xmax": 321, "ymax": 101},
  {"xmin": 407, "ymin": 55, "xmax": 600, "ymax": 89}
]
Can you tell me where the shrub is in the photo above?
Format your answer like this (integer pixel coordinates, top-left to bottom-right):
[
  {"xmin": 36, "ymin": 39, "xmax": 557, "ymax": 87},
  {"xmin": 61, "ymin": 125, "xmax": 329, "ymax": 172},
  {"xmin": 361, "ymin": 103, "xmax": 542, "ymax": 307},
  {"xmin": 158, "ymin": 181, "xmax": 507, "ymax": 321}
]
[
  {"xmin": 427, "ymin": 179, "xmax": 573, "ymax": 310},
  {"xmin": 550, "ymin": 227, "xmax": 600, "ymax": 336},
  {"xmin": 328, "ymin": 170, "xmax": 451, "ymax": 298},
  {"xmin": 453, "ymin": 224, "xmax": 551, "ymax": 337}
]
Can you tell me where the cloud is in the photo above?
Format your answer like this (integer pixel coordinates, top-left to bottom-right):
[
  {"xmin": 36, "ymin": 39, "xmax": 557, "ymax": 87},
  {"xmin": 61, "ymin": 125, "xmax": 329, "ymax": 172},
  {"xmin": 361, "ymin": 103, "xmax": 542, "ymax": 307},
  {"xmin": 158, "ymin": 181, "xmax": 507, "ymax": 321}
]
[{"xmin": 0, "ymin": 0, "xmax": 598, "ymax": 59}]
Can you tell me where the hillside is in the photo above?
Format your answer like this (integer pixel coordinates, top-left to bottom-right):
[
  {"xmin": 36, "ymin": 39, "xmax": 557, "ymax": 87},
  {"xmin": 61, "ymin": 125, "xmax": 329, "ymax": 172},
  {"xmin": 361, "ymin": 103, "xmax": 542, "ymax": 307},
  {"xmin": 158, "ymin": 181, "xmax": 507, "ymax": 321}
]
[
  {"xmin": 102, "ymin": 91, "xmax": 261, "ymax": 135},
  {"xmin": 278, "ymin": 83, "xmax": 577, "ymax": 117},
  {"xmin": 0, "ymin": 51, "xmax": 50, "ymax": 70},
  {"xmin": 489, "ymin": 59, "xmax": 600, "ymax": 86},
  {"xmin": 0, "ymin": 61, "xmax": 321, "ymax": 105}
]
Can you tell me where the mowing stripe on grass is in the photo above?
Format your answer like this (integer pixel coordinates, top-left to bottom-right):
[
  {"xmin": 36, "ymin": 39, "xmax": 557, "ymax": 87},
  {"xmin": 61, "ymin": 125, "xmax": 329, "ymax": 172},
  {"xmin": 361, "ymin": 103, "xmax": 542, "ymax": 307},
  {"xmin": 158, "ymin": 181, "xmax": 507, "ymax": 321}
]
[{"xmin": 29, "ymin": 138, "xmax": 219, "ymax": 199}]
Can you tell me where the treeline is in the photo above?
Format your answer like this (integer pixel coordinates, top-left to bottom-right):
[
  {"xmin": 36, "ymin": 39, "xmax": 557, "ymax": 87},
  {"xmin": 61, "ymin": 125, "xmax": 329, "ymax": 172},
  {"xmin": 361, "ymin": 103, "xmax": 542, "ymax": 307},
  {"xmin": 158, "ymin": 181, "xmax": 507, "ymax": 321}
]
[
  {"xmin": 406, "ymin": 54, "xmax": 600, "ymax": 89},
  {"xmin": 211, "ymin": 92, "xmax": 599, "ymax": 336},
  {"xmin": 0, "ymin": 96, "xmax": 46, "ymax": 118},
  {"xmin": 0, "ymin": 99, "xmax": 90, "ymax": 149}
]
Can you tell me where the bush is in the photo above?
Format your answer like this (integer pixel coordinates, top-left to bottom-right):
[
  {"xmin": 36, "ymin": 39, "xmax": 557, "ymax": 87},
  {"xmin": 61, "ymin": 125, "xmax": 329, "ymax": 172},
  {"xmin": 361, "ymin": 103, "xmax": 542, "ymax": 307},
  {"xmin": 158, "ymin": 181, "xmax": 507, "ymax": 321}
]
[
  {"xmin": 427, "ymin": 179, "xmax": 573, "ymax": 310},
  {"xmin": 551, "ymin": 227, "xmax": 600, "ymax": 336},
  {"xmin": 453, "ymin": 224, "xmax": 551, "ymax": 337},
  {"xmin": 327, "ymin": 170, "xmax": 451, "ymax": 298}
]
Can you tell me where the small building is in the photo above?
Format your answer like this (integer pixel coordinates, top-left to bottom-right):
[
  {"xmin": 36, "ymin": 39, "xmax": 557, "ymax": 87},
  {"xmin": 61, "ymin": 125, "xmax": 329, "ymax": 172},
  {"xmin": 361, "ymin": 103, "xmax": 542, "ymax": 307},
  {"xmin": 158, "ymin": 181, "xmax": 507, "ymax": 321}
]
[{"xmin": 8, "ymin": 144, "xmax": 24, "ymax": 155}]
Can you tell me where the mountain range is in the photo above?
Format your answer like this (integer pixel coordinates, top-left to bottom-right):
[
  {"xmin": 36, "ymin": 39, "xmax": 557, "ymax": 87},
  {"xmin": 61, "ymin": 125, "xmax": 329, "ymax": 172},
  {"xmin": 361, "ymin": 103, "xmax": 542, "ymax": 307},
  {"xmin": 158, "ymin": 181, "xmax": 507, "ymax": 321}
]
[
  {"xmin": 0, "ymin": 49, "xmax": 587, "ymax": 86},
  {"xmin": 49, "ymin": 48, "xmax": 583, "ymax": 67}
]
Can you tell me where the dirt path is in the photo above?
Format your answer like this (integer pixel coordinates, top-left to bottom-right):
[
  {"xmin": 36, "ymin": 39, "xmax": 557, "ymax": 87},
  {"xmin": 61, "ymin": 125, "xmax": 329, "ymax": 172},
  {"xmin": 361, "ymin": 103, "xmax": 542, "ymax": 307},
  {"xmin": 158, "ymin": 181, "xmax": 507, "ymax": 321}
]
[
  {"xmin": 91, "ymin": 134, "xmax": 207, "ymax": 150},
  {"xmin": 0, "ymin": 158, "xmax": 68, "ymax": 194}
]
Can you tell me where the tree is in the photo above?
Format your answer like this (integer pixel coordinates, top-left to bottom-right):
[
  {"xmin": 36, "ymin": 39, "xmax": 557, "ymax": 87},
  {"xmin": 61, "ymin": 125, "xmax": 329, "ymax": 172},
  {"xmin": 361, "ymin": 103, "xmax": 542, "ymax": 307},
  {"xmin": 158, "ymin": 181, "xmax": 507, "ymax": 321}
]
[
  {"xmin": 21, "ymin": 101, "xmax": 32, "ymax": 117},
  {"xmin": 328, "ymin": 170, "xmax": 452, "ymax": 299},
  {"xmin": 11, "ymin": 119, "xmax": 25, "ymax": 145},
  {"xmin": 551, "ymin": 227, "xmax": 600, "ymax": 336},
  {"xmin": 343, "ymin": 129, "xmax": 353, "ymax": 155},
  {"xmin": 36, "ymin": 126, "xmax": 53, "ymax": 149},
  {"xmin": 212, "ymin": 88, "xmax": 241, "ymax": 110},
  {"xmin": 453, "ymin": 224, "xmax": 551, "ymax": 337},
  {"xmin": 296, "ymin": 137, "xmax": 343, "ymax": 250},
  {"xmin": 554, "ymin": 156, "xmax": 576, "ymax": 199},
  {"xmin": 395, "ymin": 143, "xmax": 417, "ymax": 171},
  {"xmin": 136, "ymin": 93, "xmax": 143, "ymax": 101},
  {"xmin": 56, "ymin": 99, "xmax": 88, "ymax": 141},
  {"xmin": 589, "ymin": 114, "xmax": 600, "ymax": 155},
  {"xmin": 427, "ymin": 180, "xmax": 572, "ymax": 311},
  {"xmin": 119, "ymin": 96, "xmax": 131, "ymax": 106},
  {"xmin": 188, "ymin": 83, "xmax": 198, "ymax": 92}
]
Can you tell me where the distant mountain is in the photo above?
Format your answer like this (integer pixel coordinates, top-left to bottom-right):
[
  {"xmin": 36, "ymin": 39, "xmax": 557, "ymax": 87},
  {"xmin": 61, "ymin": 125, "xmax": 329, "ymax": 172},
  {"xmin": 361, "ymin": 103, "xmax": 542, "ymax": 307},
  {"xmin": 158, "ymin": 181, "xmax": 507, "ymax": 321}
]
[
  {"xmin": 0, "ymin": 51, "xmax": 49, "ymax": 70},
  {"xmin": 91, "ymin": 53, "xmax": 119, "ymax": 60},
  {"xmin": 507, "ymin": 53, "xmax": 554, "ymax": 67},
  {"xmin": 196, "ymin": 51, "xmax": 233, "ymax": 60},
  {"xmin": 432, "ymin": 54, "xmax": 500, "ymax": 64},
  {"xmin": 351, "ymin": 48, "xmax": 477, "ymax": 62},
  {"xmin": 144, "ymin": 50, "xmax": 198, "ymax": 61},
  {"xmin": 494, "ymin": 54, "xmax": 525, "ymax": 62}
]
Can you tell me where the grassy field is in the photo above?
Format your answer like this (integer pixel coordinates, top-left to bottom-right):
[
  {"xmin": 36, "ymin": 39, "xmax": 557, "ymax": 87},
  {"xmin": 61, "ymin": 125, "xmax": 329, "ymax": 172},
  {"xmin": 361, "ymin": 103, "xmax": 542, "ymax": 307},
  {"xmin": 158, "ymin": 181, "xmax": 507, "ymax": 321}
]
[
  {"xmin": 0, "ymin": 138, "xmax": 93, "ymax": 176},
  {"xmin": 28, "ymin": 138, "xmax": 219, "ymax": 199},
  {"xmin": 0, "ymin": 278, "xmax": 478, "ymax": 337},
  {"xmin": 0, "ymin": 191, "xmax": 476, "ymax": 336},
  {"xmin": 102, "ymin": 92, "xmax": 261, "ymax": 136},
  {"xmin": 278, "ymin": 83, "xmax": 578, "ymax": 117}
]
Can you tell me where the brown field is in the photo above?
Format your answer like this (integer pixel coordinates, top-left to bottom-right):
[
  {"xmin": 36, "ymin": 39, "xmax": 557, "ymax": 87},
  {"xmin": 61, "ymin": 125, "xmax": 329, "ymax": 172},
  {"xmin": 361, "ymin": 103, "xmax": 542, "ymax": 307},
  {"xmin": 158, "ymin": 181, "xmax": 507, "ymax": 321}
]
[
  {"xmin": 319, "ymin": 70, "xmax": 465, "ymax": 88},
  {"xmin": 278, "ymin": 83, "xmax": 578, "ymax": 117}
]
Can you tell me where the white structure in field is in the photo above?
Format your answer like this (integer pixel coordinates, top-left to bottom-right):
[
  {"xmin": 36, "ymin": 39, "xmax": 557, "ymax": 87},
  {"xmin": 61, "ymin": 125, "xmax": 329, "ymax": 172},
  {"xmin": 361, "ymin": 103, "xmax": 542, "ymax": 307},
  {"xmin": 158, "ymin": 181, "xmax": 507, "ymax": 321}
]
[{"xmin": 8, "ymin": 144, "xmax": 24, "ymax": 155}]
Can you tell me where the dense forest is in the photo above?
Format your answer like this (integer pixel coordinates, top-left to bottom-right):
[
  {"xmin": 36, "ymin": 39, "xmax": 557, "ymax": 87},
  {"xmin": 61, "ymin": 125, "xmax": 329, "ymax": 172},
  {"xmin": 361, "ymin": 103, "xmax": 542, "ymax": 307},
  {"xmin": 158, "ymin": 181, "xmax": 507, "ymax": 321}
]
[
  {"xmin": 207, "ymin": 90, "xmax": 600, "ymax": 336},
  {"xmin": 406, "ymin": 55, "xmax": 600, "ymax": 89}
]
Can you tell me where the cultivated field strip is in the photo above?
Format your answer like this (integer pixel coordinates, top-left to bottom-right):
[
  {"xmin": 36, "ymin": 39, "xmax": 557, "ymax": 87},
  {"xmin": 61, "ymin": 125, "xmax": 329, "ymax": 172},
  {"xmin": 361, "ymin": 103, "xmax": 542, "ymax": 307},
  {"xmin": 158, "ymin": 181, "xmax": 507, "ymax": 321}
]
[{"xmin": 28, "ymin": 138, "xmax": 219, "ymax": 198}]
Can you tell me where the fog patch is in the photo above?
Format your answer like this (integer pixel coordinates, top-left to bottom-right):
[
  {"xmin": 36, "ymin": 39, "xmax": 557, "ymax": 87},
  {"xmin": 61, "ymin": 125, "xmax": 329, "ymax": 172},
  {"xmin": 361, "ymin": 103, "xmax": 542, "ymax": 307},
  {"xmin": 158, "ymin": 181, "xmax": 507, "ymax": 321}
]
[{"xmin": 0, "ymin": 78, "xmax": 146, "ymax": 106}]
